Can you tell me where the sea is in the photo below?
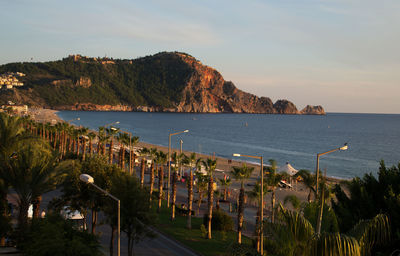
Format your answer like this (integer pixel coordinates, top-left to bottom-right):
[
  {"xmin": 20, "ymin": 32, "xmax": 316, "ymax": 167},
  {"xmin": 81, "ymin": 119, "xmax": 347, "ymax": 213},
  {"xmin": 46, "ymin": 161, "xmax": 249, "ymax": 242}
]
[{"xmin": 57, "ymin": 111, "xmax": 400, "ymax": 179}]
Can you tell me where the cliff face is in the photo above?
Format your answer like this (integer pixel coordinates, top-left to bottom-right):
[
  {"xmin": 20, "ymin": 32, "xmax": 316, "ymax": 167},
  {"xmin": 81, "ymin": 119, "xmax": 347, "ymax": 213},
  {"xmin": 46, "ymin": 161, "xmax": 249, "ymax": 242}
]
[{"xmin": 0, "ymin": 52, "xmax": 325, "ymax": 114}]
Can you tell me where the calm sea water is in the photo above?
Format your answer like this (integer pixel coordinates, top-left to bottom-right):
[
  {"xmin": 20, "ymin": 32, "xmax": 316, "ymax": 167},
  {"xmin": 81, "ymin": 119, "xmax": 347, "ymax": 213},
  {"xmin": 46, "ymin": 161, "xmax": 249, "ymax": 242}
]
[{"xmin": 57, "ymin": 111, "xmax": 400, "ymax": 179}]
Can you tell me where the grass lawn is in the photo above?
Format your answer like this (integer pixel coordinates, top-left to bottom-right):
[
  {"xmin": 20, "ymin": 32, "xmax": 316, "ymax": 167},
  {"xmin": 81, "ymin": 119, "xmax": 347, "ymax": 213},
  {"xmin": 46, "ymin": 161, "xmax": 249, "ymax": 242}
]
[{"xmin": 153, "ymin": 201, "xmax": 254, "ymax": 256}]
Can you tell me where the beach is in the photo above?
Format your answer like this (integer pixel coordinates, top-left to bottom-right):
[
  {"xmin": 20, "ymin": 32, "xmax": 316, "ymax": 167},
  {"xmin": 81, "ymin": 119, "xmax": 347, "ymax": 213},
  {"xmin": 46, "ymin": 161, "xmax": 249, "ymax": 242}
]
[{"xmin": 27, "ymin": 109, "xmax": 341, "ymax": 206}]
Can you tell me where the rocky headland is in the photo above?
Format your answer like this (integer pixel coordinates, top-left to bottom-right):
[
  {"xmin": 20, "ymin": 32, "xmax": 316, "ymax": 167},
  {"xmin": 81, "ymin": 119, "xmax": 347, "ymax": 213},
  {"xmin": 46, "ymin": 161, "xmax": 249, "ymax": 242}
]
[{"xmin": 0, "ymin": 52, "xmax": 325, "ymax": 115}]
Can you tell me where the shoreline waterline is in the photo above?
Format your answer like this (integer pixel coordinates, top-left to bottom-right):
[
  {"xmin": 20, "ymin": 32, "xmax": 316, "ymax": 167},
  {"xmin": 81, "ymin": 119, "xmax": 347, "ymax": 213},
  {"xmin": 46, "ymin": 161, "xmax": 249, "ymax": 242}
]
[{"xmin": 45, "ymin": 108, "xmax": 346, "ymax": 183}]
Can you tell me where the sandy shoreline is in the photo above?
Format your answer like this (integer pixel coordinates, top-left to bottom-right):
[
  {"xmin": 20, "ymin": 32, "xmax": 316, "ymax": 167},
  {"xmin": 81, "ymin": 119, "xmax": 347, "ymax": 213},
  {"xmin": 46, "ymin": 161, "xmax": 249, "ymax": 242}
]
[{"xmin": 27, "ymin": 108, "xmax": 345, "ymax": 184}]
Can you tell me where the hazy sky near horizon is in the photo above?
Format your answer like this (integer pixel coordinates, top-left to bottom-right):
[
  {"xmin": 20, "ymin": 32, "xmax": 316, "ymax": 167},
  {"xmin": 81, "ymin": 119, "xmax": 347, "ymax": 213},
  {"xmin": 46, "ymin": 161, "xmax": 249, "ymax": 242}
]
[{"xmin": 1, "ymin": 0, "xmax": 399, "ymax": 113}]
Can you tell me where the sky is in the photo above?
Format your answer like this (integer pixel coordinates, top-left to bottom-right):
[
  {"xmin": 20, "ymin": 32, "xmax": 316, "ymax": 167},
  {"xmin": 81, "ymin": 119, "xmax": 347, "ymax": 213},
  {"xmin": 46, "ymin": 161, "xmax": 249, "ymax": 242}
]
[{"xmin": 1, "ymin": 0, "xmax": 399, "ymax": 113}]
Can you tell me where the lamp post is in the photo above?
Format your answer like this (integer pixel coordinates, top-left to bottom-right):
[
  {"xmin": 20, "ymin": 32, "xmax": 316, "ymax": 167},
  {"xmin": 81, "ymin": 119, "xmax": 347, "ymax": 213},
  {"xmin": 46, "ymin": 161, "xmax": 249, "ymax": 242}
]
[
  {"xmin": 314, "ymin": 143, "xmax": 348, "ymax": 235},
  {"xmin": 80, "ymin": 174, "xmax": 120, "ymax": 256},
  {"xmin": 233, "ymin": 153, "xmax": 264, "ymax": 255},
  {"xmin": 167, "ymin": 129, "xmax": 189, "ymax": 207},
  {"xmin": 315, "ymin": 143, "xmax": 348, "ymax": 197}
]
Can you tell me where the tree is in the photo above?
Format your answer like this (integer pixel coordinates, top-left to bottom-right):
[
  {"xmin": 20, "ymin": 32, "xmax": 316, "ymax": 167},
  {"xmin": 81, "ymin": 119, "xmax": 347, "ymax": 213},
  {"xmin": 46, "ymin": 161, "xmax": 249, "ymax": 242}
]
[
  {"xmin": 265, "ymin": 159, "xmax": 284, "ymax": 223},
  {"xmin": 265, "ymin": 204, "xmax": 390, "ymax": 256},
  {"xmin": 332, "ymin": 161, "xmax": 400, "ymax": 248},
  {"xmin": 171, "ymin": 152, "xmax": 184, "ymax": 220},
  {"xmin": 87, "ymin": 132, "xmax": 96, "ymax": 156},
  {"xmin": 138, "ymin": 147, "xmax": 148, "ymax": 188},
  {"xmin": 218, "ymin": 176, "xmax": 232, "ymax": 201},
  {"xmin": 116, "ymin": 132, "xmax": 129, "ymax": 170},
  {"xmin": 106, "ymin": 126, "xmax": 119, "ymax": 164},
  {"xmin": 110, "ymin": 172, "xmax": 155, "ymax": 256},
  {"xmin": 154, "ymin": 150, "xmax": 167, "ymax": 211},
  {"xmin": 195, "ymin": 171, "xmax": 207, "ymax": 215},
  {"xmin": 247, "ymin": 181, "xmax": 268, "ymax": 252},
  {"xmin": 182, "ymin": 153, "xmax": 200, "ymax": 229},
  {"xmin": 294, "ymin": 169, "xmax": 316, "ymax": 203},
  {"xmin": 2, "ymin": 143, "xmax": 64, "ymax": 241},
  {"xmin": 202, "ymin": 158, "xmax": 217, "ymax": 239},
  {"xmin": 231, "ymin": 164, "xmax": 254, "ymax": 244}
]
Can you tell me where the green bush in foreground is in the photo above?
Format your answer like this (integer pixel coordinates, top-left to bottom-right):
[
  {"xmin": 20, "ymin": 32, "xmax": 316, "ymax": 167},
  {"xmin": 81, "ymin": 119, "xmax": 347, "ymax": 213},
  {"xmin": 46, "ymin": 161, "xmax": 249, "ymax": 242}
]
[
  {"xmin": 203, "ymin": 209, "xmax": 234, "ymax": 232},
  {"xmin": 21, "ymin": 214, "xmax": 103, "ymax": 256}
]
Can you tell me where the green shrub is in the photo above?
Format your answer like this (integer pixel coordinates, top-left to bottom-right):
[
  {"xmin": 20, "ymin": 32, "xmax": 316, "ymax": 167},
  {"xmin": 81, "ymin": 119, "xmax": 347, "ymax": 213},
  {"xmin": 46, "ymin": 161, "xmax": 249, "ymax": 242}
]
[{"xmin": 203, "ymin": 209, "xmax": 234, "ymax": 231}]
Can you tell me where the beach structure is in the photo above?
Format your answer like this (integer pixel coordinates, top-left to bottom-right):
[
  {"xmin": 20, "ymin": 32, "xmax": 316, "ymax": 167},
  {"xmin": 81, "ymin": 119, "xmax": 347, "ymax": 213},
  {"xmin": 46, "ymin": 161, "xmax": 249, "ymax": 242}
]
[{"xmin": 279, "ymin": 162, "xmax": 298, "ymax": 176}]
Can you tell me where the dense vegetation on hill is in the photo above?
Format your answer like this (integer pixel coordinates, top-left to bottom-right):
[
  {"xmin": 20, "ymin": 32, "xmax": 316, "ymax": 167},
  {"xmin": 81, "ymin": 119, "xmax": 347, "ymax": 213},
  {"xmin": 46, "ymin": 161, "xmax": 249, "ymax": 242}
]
[
  {"xmin": 0, "ymin": 52, "xmax": 325, "ymax": 114},
  {"xmin": 0, "ymin": 52, "xmax": 193, "ymax": 108}
]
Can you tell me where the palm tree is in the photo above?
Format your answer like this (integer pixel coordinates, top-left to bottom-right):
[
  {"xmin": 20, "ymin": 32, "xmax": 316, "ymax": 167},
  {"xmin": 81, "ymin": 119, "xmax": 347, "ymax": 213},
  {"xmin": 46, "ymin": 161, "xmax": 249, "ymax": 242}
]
[
  {"xmin": 231, "ymin": 164, "xmax": 254, "ymax": 244},
  {"xmin": 265, "ymin": 159, "xmax": 284, "ymax": 223},
  {"xmin": 265, "ymin": 204, "xmax": 390, "ymax": 256},
  {"xmin": 218, "ymin": 177, "xmax": 232, "ymax": 201},
  {"xmin": 116, "ymin": 132, "xmax": 129, "ymax": 170},
  {"xmin": 182, "ymin": 153, "xmax": 201, "ymax": 229},
  {"xmin": 138, "ymin": 147, "xmax": 149, "ymax": 188},
  {"xmin": 171, "ymin": 152, "xmax": 184, "ymax": 221},
  {"xmin": 154, "ymin": 150, "xmax": 167, "ymax": 211},
  {"xmin": 80, "ymin": 127, "xmax": 89, "ymax": 160},
  {"xmin": 2, "ymin": 143, "xmax": 64, "ymax": 240},
  {"xmin": 97, "ymin": 126, "xmax": 108, "ymax": 156},
  {"xmin": 294, "ymin": 169, "xmax": 316, "ymax": 203},
  {"xmin": 195, "ymin": 171, "xmax": 208, "ymax": 215},
  {"xmin": 148, "ymin": 148, "xmax": 157, "ymax": 202},
  {"xmin": 87, "ymin": 132, "xmax": 97, "ymax": 156},
  {"xmin": 106, "ymin": 126, "xmax": 119, "ymax": 164},
  {"xmin": 247, "ymin": 181, "xmax": 268, "ymax": 252},
  {"xmin": 203, "ymin": 158, "xmax": 217, "ymax": 239},
  {"xmin": 129, "ymin": 136, "xmax": 139, "ymax": 176}
]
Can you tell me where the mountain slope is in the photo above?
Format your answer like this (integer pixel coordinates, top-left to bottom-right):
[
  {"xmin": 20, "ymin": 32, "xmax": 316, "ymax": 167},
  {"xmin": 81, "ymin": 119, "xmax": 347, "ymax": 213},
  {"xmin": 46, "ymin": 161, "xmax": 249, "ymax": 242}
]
[{"xmin": 0, "ymin": 52, "xmax": 325, "ymax": 114}]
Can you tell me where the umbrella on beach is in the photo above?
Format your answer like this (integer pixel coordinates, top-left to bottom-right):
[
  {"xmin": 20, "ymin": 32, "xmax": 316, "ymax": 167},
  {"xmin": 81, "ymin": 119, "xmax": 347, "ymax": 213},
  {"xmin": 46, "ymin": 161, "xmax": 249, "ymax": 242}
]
[{"xmin": 279, "ymin": 162, "xmax": 298, "ymax": 176}]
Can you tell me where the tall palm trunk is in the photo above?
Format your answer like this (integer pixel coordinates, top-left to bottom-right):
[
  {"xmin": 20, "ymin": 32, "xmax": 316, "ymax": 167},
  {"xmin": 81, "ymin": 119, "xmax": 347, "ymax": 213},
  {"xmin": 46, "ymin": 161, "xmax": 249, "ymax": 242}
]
[
  {"xmin": 82, "ymin": 138, "xmax": 87, "ymax": 160},
  {"xmin": 91, "ymin": 209, "xmax": 97, "ymax": 234},
  {"xmin": 102, "ymin": 143, "xmax": 106, "ymax": 156},
  {"xmin": 17, "ymin": 199, "xmax": 30, "ymax": 241},
  {"xmin": 109, "ymin": 225, "xmax": 116, "ymax": 256},
  {"xmin": 89, "ymin": 138, "xmax": 93, "ymax": 156},
  {"xmin": 224, "ymin": 188, "xmax": 227, "ymax": 201},
  {"xmin": 149, "ymin": 163, "xmax": 155, "ymax": 202},
  {"xmin": 187, "ymin": 169, "xmax": 193, "ymax": 229},
  {"xmin": 237, "ymin": 184, "xmax": 244, "ymax": 243},
  {"xmin": 140, "ymin": 158, "xmax": 145, "ymax": 187},
  {"xmin": 77, "ymin": 137, "xmax": 80, "ymax": 155},
  {"xmin": 207, "ymin": 176, "xmax": 214, "ymax": 239},
  {"xmin": 171, "ymin": 171, "xmax": 177, "ymax": 220},
  {"xmin": 198, "ymin": 190, "xmax": 203, "ymax": 215},
  {"xmin": 120, "ymin": 146, "xmax": 125, "ymax": 170},
  {"xmin": 130, "ymin": 151, "xmax": 134, "ymax": 176},
  {"xmin": 109, "ymin": 139, "xmax": 114, "ymax": 164},
  {"xmin": 32, "ymin": 195, "xmax": 42, "ymax": 219},
  {"xmin": 271, "ymin": 189, "xmax": 276, "ymax": 223},
  {"xmin": 72, "ymin": 139, "xmax": 76, "ymax": 153},
  {"xmin": 158, "ymin": 166, "xmax": 164, "ymax": 211}
]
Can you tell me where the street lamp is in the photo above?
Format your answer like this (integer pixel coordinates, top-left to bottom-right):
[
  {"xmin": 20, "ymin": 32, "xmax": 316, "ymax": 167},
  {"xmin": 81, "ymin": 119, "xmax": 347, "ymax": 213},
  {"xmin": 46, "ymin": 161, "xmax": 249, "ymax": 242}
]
[
  {"xmin": 167, "ymin": 129, "xmax": 189, "ymax": 207},
  {"xmin": 79, "ymin": 174, "xmax": 120, "ymax": 256},
  {"xmin": 233, "ymin": 153, "xmax": 264, "ymax": 255},
  {"xmin": 315, "ymin": 143, "xmax": 348, "ymax": 196},
  {"xmin": 314, "ymin": 143, "xmax": 348, "ymax": 235}
]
